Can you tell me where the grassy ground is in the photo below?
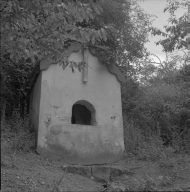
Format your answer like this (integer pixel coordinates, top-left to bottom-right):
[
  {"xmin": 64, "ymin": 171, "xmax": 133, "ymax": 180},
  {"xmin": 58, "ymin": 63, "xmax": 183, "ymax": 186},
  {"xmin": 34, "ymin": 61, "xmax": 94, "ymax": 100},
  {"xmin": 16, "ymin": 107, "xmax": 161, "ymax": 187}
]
[
  {"xmin": 1, "ymin": 114, "xmax": 190, "ymax": 191},
  {"xmin": 1, "ymin": 137, "xmax": 190, "ymax": 192},
  {"xmin": 1, "ymin": 140, "xmax": 103, "ymax": 192}
]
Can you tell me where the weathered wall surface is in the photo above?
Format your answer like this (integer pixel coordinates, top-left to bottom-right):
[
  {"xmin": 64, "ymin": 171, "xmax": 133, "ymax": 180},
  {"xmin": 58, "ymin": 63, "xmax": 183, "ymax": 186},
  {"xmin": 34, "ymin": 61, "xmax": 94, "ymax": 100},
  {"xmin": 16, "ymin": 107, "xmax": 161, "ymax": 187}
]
[
  {"xmin": 29, "ymin": 72, "xmax": 42, "ymax": 138},
  {"xmin": 37, "ymin": 50, "xmax": 124, "ymax": 165}
]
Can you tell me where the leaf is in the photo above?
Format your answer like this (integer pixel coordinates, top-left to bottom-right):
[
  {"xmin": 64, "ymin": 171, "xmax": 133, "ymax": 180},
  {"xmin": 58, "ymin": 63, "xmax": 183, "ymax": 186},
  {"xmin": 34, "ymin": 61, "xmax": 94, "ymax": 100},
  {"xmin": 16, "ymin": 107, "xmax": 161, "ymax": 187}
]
[
  {"xmin": 98, "ymin": 30, "xmax": 102, "ymax": 39},
  {"xmin": 93, "ymin": 4, "xmax": 100, "ymax": 15},
  {"xmin": 62, "ymin": 63, "xmax": 66, "ymax": 70},
  {"xmin": 54, "ymin": 6, "xmax": 59, "ymax": 13},
  {"xmin": 85, "ymin": 31, "xmax": 90, "ymax": 42},
  {"xmin": 101, "ymin": 28, "xmax": 107, "ymax": 42},
  {"xmin": 94, "ymin": 31, "xmax": 100, "ymax": 42},
  {"xmin": 81, "ymin": 7, "xmax": 86, "ymax": 20},
  {"xmin": 89, "ymin": 11, "xmax": 94, "ymax": 19},
  {"xmin": 30, "ymin": 26, "xmax": 38, "ymax": 33},
  {"xmin": 96, "ymin": 4, "xmax": 103, "ymax": 13},
  {"xmin": 28, "ymin": 23, "xmax": 33, "ymax": 29},
  {"xmin": 10, "ymin": 53, "xmax": 14, "ymax": 59},
  {"xmin": 91, "ymin": 36, "xmax": 95, "ymax": 44},
  {"xmin": 75, "ymin": 11, "xmax": 83, "ymax": 22},
  {"xmin": 55, "ymin": 0, "xmax": 62, "ymax": 4},
  {"xmin": 78, "ymin": 15, "xmax": 83, "ymax": 22},
  {"xmin": 80, "ymin": 30, "xmax": 88, "ymax": 43},
  {"xmin": 5, "ymin": 22, "xmax": 10, "ymax": 29},
  {"xmin": 19, "ymin": 38, "xmax": 29, "ymax": 46}
]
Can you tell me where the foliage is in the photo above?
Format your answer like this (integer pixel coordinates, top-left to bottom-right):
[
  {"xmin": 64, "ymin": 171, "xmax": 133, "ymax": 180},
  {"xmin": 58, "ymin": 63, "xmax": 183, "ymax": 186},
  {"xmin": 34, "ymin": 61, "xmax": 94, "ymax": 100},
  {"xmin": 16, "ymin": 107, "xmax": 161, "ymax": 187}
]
[
  {"xmin": 1, "ymin": 0, "xmax": 155, "ymax": 119},
  {"xmin": 94, "ymin": 0, "xmax": 154, "ymax": 72},
  {"xmin": 1, "ymin": 106, "xmax": 35, "ymax": 153},
  {"xmin": 2, "ymin": 0, "xmax": 188, "ymax": 157},
  {"xmin": 150, "ymin": 0, "xmax": 188, "ymax": 52},
  {"xmin": 122, "ymin": 57, "xmax": 190, "ymax": 152},
  {"xmin": 1, "ymin": 0, "xmax": 154, "ymax": 68},
  {"xmin": 0, "ymin": 53, "xmax": 34, "ymax": 117},
  {"xmin": 1, "ymin": 0, "xmax": 108, "ymax": 63},
  {"xmin": 123, "ymin": 119, "xmax": 175, "ymax": 162}
]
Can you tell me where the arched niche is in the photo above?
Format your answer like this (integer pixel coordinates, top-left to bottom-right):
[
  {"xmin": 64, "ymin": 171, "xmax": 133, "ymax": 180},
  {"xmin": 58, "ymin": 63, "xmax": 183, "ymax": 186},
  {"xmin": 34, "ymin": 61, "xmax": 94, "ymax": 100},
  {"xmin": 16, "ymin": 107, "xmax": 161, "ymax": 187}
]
[{"xmin": 71, "ymin": 100, "xmax": 96, "ymax": 125}]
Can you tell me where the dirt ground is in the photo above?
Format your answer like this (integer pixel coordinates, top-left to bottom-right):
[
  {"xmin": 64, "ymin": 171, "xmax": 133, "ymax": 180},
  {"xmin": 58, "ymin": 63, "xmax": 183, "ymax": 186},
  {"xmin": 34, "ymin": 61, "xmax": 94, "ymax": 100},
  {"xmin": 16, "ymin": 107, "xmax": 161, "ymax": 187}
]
[{"xmin": 1, "ymin": 140, "xmax": 190, "ymax": 192}]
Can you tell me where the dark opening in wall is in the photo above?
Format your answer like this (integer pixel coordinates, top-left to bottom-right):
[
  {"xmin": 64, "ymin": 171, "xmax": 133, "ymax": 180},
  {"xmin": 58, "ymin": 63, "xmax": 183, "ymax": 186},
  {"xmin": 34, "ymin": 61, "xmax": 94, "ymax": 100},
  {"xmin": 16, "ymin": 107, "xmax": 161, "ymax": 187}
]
[{"xmin": 71, "ymin": 100, "xmax": 96, "ymax": 125}]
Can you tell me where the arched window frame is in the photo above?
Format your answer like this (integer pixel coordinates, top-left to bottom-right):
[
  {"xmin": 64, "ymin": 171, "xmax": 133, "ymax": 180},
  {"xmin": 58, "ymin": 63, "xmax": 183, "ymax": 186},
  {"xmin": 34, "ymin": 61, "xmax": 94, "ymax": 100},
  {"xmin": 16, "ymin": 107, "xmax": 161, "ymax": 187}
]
[{"xmin": 71, "ymin": 100, "xmax": 97, "ymax": 125}]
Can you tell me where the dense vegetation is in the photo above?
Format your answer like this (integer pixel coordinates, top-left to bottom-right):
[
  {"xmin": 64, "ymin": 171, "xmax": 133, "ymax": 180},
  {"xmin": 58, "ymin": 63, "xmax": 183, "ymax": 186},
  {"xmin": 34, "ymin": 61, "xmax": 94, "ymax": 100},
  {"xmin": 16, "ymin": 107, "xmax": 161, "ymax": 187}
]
[
  {"xmin": 1, "ymin": 0, "xmax": 189, "ymax": 157},
  {"xmin": 1, "ymin": 0, "xmax": 152, "ymax": 115},
  {"xmin": 151, "ymin": 0, "xmax": 188, "ymax": 52}
]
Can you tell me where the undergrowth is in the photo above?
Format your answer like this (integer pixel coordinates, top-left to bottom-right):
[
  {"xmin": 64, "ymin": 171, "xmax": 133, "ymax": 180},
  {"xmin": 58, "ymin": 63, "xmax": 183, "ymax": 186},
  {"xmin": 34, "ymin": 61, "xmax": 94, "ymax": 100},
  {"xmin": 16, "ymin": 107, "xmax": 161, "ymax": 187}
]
[
  {"xmin": 0, "ymin": 103, "xmax": 186, "ymax": 167},
  {"xmin": 1, "ymin": 106, "xmax": 35, "ymax": 154},
  {"xmin": 123, "ymin": 118, "xmax": 179, "ymax": 163}
]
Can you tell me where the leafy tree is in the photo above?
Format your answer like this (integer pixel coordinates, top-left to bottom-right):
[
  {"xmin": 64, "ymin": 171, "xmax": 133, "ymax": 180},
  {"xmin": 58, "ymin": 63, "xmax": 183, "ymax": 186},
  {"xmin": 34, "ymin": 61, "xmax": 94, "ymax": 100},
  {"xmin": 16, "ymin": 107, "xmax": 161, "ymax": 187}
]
[
  {"xmin": 150, "ymin": 0, "xmax": 188, "ymax": 52},
  {"xmin": 94, "ymin": 0, "xmax": 153, "ymax": 70},
  {"xmin": 122, "ymin": 51, "xmax": 190, "ymax": 150},
  {"xmin": 0, "ymin": 0, "xmax": 108, "ymax": 116},
  {"xmin": 0, "ymin": 53, "xmax": 34, "ymax": 117},
  {"xmin": 1, "ymin": 0, "xmax": 154, "ymax": 117},
  {"xmin": 1, "ymin": 0, "xmax": 154, "ymax": 67},
  {"xmin": 1, "ymin": 0, "xmax": 108, "ymax": 64}
]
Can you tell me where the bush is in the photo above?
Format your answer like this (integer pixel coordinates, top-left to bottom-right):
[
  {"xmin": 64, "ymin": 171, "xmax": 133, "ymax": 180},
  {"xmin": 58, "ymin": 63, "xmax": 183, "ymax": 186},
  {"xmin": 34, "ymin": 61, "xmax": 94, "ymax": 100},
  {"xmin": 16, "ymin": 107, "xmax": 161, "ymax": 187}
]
[
  {"xmin": 1, "ymin": 106, "xmax": 35, "ymax": 153},
  {"xmin": 123, "ymin": 120, "xmax": 143, "ymax": 153},
  {"xmin": 123, "ymin": 118, "xmax": 175, "ymax": 161},
  {"xmin": 122, "ymin": 79, "xmax": 189, "ymax": 153}
]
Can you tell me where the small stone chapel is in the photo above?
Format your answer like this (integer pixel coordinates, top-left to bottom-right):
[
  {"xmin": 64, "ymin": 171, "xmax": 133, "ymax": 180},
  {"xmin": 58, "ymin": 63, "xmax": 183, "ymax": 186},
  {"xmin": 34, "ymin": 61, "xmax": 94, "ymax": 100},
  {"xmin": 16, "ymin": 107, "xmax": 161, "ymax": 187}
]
[{"xmin": 28, "ymin": 43, "xmax": 126, "ymax": 165}]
